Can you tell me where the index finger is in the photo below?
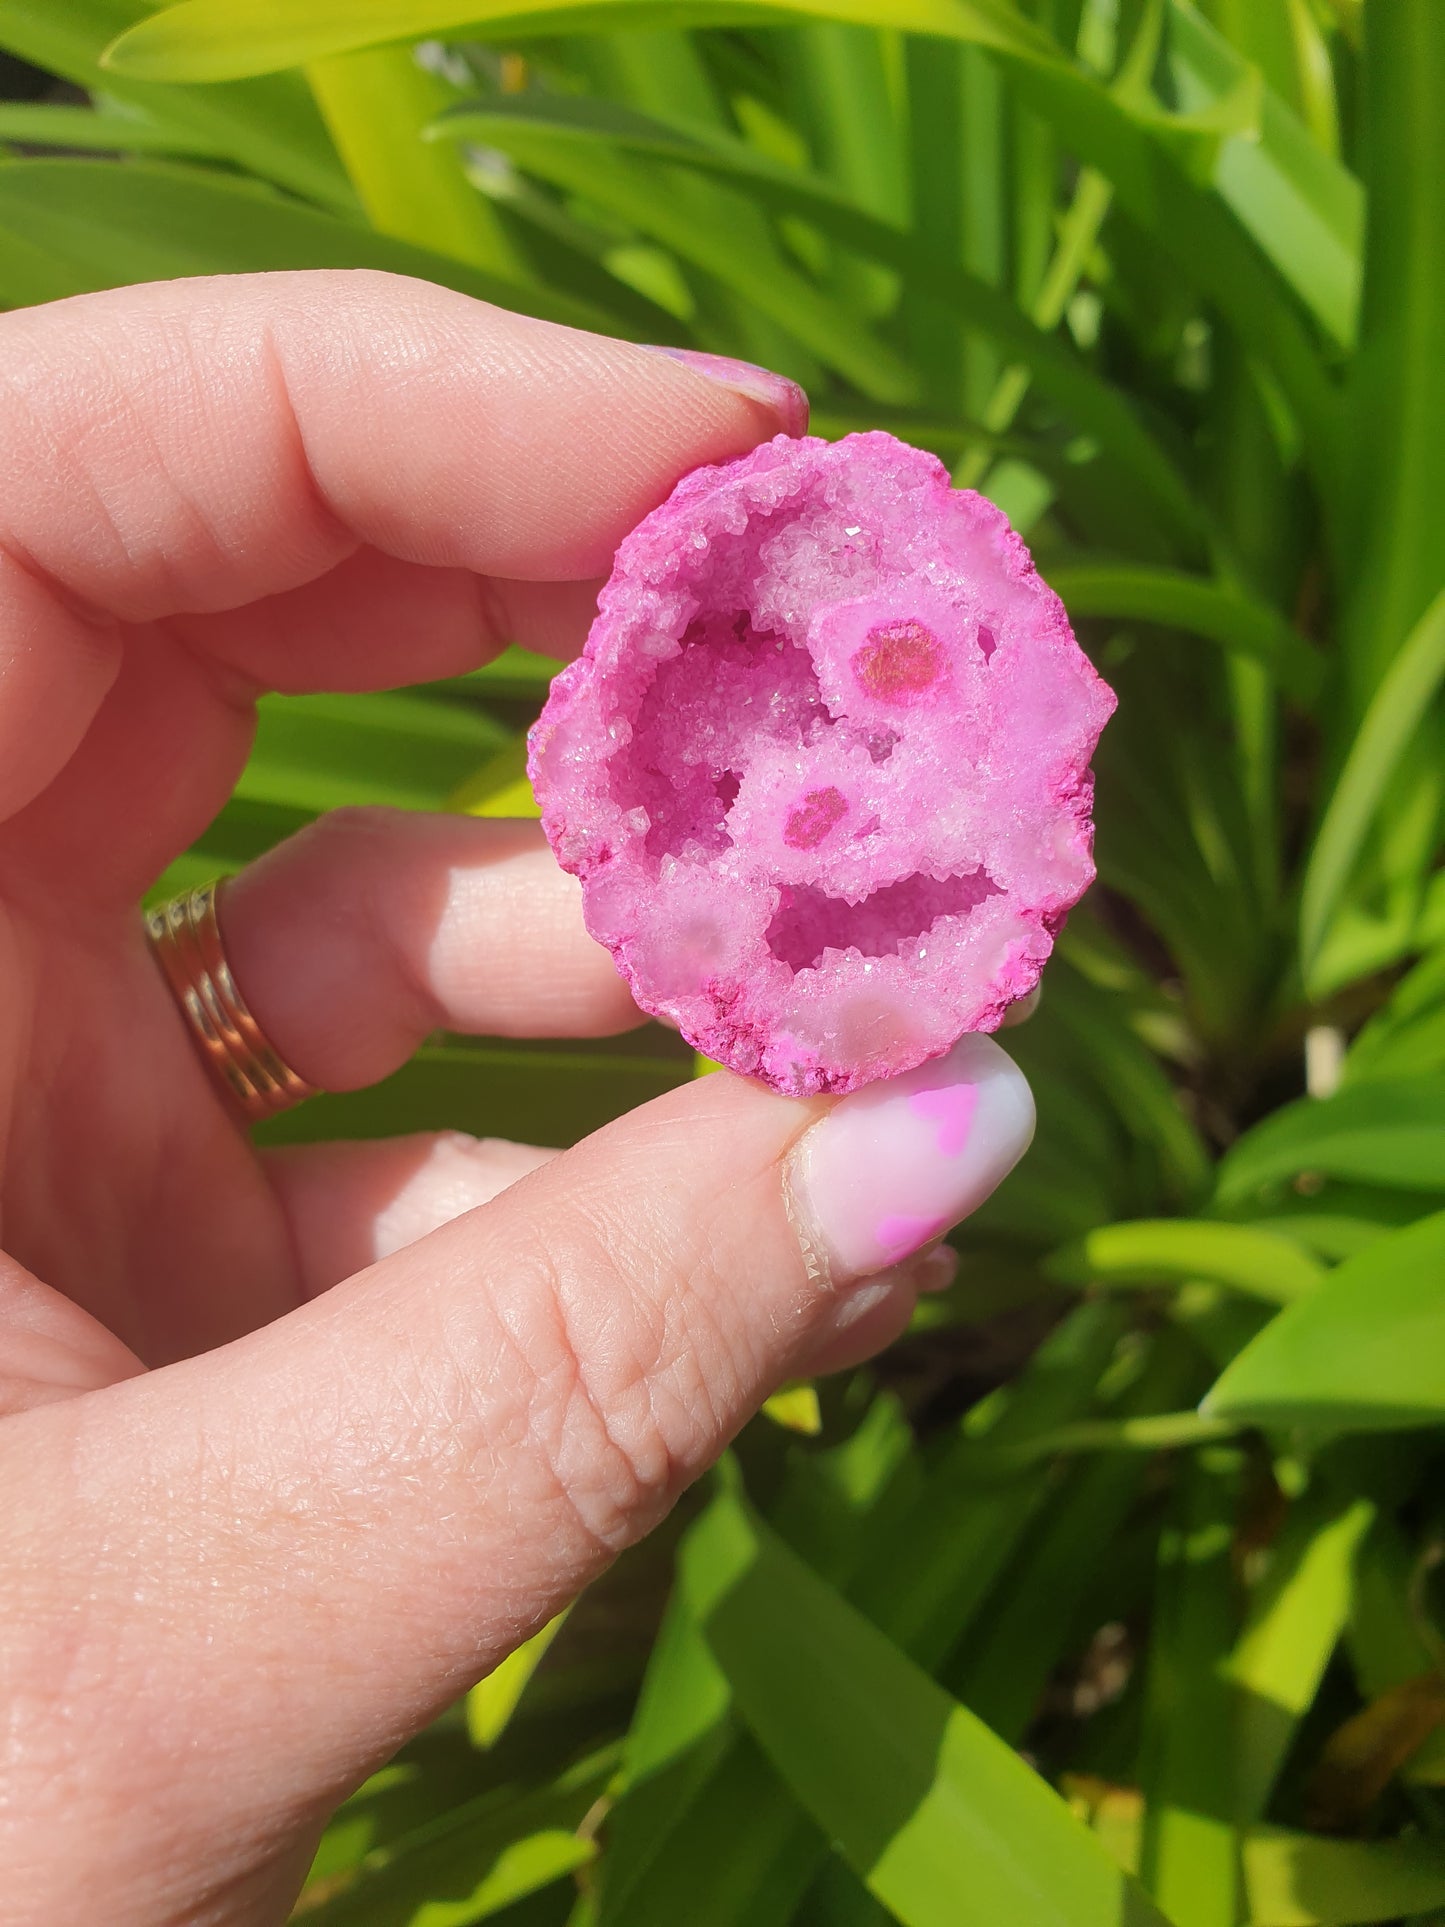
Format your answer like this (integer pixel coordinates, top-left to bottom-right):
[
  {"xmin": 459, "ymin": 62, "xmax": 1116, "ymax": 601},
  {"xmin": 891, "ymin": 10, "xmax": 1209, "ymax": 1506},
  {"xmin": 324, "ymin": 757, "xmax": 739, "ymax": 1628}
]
[{"xmin": 0, "ymin": 270, "xmax": 806, "ymax": 818}]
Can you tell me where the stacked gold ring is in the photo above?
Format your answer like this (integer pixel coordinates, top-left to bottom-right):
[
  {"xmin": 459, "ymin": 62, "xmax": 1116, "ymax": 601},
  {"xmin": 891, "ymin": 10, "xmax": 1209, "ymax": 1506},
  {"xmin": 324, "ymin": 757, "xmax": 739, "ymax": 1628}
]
[{"xmin": 146, "ymin": 880, "xmax": 319, "ymax": 1122}]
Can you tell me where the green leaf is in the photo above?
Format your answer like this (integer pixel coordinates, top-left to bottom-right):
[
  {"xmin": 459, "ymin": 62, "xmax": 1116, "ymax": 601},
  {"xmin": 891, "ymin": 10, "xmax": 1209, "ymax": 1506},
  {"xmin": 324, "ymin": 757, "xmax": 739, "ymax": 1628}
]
[
  {"xmin": 1137, "ymin": 1452, "xmax": 1241, "ymax": 1927},
  {"xmin": 255, "ymin": 1039, "xmax": 688, "ymax": 1149},
  {"xmin": 1204, "ymin": 1211, "xmax": 1445, "ymax": 1431},
  {"xmin": 451, "ymin": 737, "xmax": 542, "ymax": 819},
  {"xmin": 468, "ymin": 647, "xmax": 560, "ymax": 700},
  {"xmin": 599, "ymin": 1724, "xmax": 824, "ymax": 1927},
  {"xmin": 1225, "ymin": 1480, "xmax": 1379, "ymax": 1821},
  {"xmin": 0, "ymin": 99, "xmax": 228, "ymax": 154},
  {"xmin": 948, "ymin": 1327, "xmax": 1207, "ymax": 1742},
  {"xmin": 1345, "ymin": 941, "xmax": 1445, "ymax": 1083},
  {"xmin": 1046, "ymin": 1219, "xmax": 1326, "ymax": 1305},
  {"xmin": 604, "ymin": 1312, "xmax": 1128, "ymax": 1927},
  {"xmin": 299, "ymin": 1751, "xmax": 614, "ymax": 1926},
  {"xmin": 1164, "ymin": 0, "xmax": 1363, "ymax": 349},
  {"xmin": 0, "ymin": 0, "xmax": 354, "ymax": 209},
  {"xmin": 1345, "ymin": 1516, "xmax": 1445, "ymax": 1786},
  {"xmin": 451, "ymin": 110, "xmax": 911, "ymax": 401},
  {"xmin": 430, "ymin": 92, "xmax": 1202, "ymax": 536},
  {"xmin": 679, "ymin": 1481, "xmax": 1173, "ymax": 1927},
  {"xmin": 849, "ymin": 1298, "xmax": 1134, "ymax": 1663},
  {"xmin": 1034, "ymin": 965, "xmax": 1215, "ymax": 1209},
  {"xmin": 307, "ymin": 43, "xmax": 526, "ymax": 272},
  {"xmin": 1215, "ymin": 1077, "xmax": 1445, "ymax": 1206},
  {"xmin": 105, "ymin": 0, "xmax": 1054, "ymax": 85},
  {"xmin": 1047, "ymin": 563, "xmax": 1324, "ymax": 705},
  {"xmin": 0, "ymin": 158, "xmax": 614, "ymax": 331},
  {"xmin": 991, "ymin": 52, "xmax": 1342, "ymax": 498},
  {"xmin": 1338, "ymin": 0, "xmax": 1445, "ymax": 703},
  {"xmin": 594, "ymin": 1584, "xmax": 809, "ymax": 1927},
  {"xmin": 467, "ymin": 1609, "xmax": 572, "ymax": 1750},
  {"xmin": 1241, "ymin": 1826, "xmax": 1445, "ymax": 1926},
  {"xmin": 240, "ymin": 692, "xmax": 508, "ymax": 817},
  {"xmin": 1082, "ymin": 1812, "xmax": 1445, "ymax": 1927},
  {"xmin": 1299, "ymin": 586, "xmax": 1445, "ymax": 989}
]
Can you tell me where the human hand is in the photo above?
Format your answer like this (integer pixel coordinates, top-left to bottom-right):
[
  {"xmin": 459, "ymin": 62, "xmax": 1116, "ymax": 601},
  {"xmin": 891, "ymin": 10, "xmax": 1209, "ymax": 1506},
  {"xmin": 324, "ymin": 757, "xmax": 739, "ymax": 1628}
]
[{"xmin": 0, "ymin": 272, "xmax": 1034, "ymax": 1925}]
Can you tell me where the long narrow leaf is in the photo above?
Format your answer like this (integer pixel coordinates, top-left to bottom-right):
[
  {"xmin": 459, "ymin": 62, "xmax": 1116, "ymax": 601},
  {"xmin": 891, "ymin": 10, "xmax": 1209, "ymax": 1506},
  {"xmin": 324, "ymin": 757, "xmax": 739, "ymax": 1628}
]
[
  {"xmin": 0, "ymin": 158, "xmax": 615, "ymax": 330},
  {"xmin": 680, "ymin": 1481, "xmax": 1174, "ymax": 1927},
  {"xmin": 1299, "ymin": 586, "xmax": 1445, "ymax": 988},
  {"xmin": 105, "ymin": 0, "xmax": 1056, "ymax": 83},
  {"xmin": 1049, "ymin": 563, "xmax": 1322, "ymax": 704},
  {"xmin": 1204, "ymin": 1212, "xmax": 1445, "ymax": 1431},
  {"xmin": 0, "ymin": 0, "xmax": 354, "ymax": 209},
  {"xmin": 431, "ymin": 92, "xmax": 1203, "ymax": 538}
]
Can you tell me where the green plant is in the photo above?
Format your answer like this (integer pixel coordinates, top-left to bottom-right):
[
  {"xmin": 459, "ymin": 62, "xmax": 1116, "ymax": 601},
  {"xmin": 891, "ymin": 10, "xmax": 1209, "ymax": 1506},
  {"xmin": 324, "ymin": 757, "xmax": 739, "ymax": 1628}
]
[{"xmin": 3, "ymin": 2, "xmax": 1443, "ymax": 1922}]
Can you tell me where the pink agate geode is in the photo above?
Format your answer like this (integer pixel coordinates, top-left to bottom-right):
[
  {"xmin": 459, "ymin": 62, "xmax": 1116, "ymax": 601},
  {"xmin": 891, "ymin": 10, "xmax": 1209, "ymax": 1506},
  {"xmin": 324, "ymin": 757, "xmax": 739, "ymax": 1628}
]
[{"xmin": 528, "ymin": 431, "xmax": 1115, "ymax": 1096}]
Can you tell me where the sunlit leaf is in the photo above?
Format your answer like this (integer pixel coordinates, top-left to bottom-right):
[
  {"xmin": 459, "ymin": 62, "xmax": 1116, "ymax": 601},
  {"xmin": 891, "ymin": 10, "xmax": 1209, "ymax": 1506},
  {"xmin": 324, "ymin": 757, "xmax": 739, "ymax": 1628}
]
[
  {"xmin": 467, "ymin": 1610, "xmax": 573, "ymax": 1751},
  {"xmin": 679, "ymin": 1480, "xmax": 1173, "ymax": 1927},
  {"xmin": 1046, "ymin": 1219, "xmax": 1326, "ymax": 1304},
  {"xmin": 1204, "ymin": 1212, "xmax": 1445, "ymax": 1431},
  {"xmin": 0, "ymin": 157, "xmax": 613, "ymax": 328},
  {"xmin": 0, "ymin": 0, "xmax": 354, "ymax": 207},
  {"xmin": 1215, "ymin": 1077, "xmax": 1445, "ymax": 1205},
  {"xmin": 1225, "ymin": 1481, "xmax": 1379, "ymax": 1821},
  {"xmin": 1164, "ymin": 0, "xmax": 1362, "ymax": 347},
  {"xmin": 105, "ymin": 0, "xmax": 1054, "ymax": 85},
  {"xmin": 1300, "ymin": 586, "xmax": 1445, "ymax": 989},
  {"xmin": 429, "ymin": 92, "xmax": 1202, "ymax": 536}
]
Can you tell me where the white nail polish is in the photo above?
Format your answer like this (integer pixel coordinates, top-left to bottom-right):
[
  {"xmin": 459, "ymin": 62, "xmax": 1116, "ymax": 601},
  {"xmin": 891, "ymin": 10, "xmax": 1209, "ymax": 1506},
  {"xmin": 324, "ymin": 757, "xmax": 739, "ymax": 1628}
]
[{"xmin": 785, "ymin": 1035, "xmax": 1035, "ymax": 1286}]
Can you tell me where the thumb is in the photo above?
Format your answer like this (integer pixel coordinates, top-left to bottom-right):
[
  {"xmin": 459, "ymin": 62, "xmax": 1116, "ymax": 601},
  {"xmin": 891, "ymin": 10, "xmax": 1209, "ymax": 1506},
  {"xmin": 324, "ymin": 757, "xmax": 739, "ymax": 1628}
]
[{"xmin": 3, "ymin": 1038, "xmax": 1031, "ymax": 1917}]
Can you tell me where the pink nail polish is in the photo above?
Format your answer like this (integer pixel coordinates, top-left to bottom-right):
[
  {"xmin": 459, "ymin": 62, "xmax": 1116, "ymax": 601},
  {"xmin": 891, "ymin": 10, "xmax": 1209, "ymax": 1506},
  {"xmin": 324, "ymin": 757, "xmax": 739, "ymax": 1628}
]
[
  {"xmin": 785, "ymin": 1035, "xmax": 1035, "ymax": 1286},
  {"xmin": 640, "ymin": 345, "xmax": 810, "ymax": 437}
]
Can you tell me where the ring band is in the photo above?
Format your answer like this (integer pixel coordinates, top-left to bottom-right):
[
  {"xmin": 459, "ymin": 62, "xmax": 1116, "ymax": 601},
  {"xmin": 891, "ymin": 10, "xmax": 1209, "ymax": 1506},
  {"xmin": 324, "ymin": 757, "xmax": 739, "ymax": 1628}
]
[{"xmin": 146, "ymin": 880, "xmax": 319, "ymax": 1121}]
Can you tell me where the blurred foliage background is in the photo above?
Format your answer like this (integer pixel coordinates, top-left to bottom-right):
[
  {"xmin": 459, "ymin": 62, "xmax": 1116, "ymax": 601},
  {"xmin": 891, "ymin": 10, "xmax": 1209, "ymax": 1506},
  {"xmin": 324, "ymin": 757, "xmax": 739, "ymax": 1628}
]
[{"xmin": 3, "ymin": 1, "xmax": 1445, "ymax": 1922}]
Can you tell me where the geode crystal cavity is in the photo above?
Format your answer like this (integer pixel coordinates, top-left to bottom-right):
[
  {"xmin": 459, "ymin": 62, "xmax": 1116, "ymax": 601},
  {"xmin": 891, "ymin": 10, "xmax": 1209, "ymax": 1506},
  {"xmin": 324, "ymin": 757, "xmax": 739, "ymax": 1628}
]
[{"xmin": 529, "ymin": 431, "xmax": 1115, "ymax": 1097}]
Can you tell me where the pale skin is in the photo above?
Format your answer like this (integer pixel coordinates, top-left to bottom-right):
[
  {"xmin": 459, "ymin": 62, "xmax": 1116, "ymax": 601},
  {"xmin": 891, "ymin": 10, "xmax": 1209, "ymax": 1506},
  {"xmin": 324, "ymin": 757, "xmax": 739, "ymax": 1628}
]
[{"xmin": 0, "ymin": 272, "xmax": 1024, "ymax": 1925}]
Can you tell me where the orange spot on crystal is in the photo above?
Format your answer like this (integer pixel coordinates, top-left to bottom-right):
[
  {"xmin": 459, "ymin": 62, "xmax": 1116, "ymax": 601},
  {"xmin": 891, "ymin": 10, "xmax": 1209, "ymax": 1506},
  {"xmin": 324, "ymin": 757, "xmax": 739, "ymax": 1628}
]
[
  {"xmin": 853, "ymin": 619, "xmax": 943, "ymax": 703},
  {"xmin": 784, "ymin": 786, "xmax": 848, "ymax": 850}
]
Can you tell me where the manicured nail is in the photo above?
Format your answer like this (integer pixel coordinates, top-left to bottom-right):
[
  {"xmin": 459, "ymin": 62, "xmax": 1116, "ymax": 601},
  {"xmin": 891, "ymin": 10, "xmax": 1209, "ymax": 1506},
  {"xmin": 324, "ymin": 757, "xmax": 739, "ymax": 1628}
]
[
  {"xmin": 785, "ymin": 1035, "xmax": 1035, "ymax": 1287},
  {"xmin": 640, "ymin": 345, "xmax": 810, "ymax": 437}
]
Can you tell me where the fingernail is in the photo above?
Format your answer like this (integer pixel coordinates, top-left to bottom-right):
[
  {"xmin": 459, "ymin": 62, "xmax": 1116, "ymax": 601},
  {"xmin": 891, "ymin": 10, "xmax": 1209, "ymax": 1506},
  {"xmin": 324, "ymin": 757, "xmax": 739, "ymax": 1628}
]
[
  {"xmin": 912, "ymin": 1243, "xmax": 960, "ymax": 1294},
  {"xmin": 640, "ymin": 345, "xmax": 810, "ymax": 437},
  {"xmin": 785, "ymin": 1036, "xmax": 1035, "ymax": 1287},
  {"xmin": 1001, "ymin": 983, "xmax": 1042, "ymax": 1029}
]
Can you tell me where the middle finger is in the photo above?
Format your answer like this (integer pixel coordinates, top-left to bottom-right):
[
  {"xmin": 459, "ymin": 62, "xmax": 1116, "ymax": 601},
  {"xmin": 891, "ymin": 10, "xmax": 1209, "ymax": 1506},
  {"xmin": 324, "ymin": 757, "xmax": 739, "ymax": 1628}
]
[{"xmin": 219, "ymin": 810, "xmax": 644, "ymax": 1095}]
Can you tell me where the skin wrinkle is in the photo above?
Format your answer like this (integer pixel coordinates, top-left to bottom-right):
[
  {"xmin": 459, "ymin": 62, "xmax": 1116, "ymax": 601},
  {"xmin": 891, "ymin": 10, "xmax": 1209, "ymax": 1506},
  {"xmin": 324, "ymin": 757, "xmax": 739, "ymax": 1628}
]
[
  {"xmin": 471, "ymin": 1216, "xmax": 661, "ymax": 1560},
  {"xmin": 0, "ymin": 348, "xmax": 139, "ymax": 603},
  {"xmin": 254, "ymin": 319, "xmax": 358, "ymax": 585},
  {"xmin": 0, "ymin": 535, "xmax": 117, "ymax": 639},
  {"xmin": 0, "ymin": 553, "xmax": 123, "ymax": 831},
  {"xmin": 89, "ymin": 324, "xmax": 241, "ymax": 612},
  {"xmin": 541, "ymin": 1161, "xmax": 761, "ymax": 1522}
]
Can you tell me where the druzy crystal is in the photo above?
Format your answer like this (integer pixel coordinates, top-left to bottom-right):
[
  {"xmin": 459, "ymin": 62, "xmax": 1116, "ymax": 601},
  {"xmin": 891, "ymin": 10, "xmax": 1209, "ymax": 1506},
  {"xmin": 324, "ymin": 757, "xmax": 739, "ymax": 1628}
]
[{"xmin": 529, "ymin": 431, "xmax": 1115, "ymax": 1096}]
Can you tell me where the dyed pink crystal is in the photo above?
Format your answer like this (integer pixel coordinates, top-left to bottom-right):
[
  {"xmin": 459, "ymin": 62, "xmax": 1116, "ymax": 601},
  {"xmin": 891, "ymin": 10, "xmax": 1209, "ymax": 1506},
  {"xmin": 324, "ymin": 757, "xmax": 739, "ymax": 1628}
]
[{"xmin": 528, "ymin": 431, "xmax": 1115, "ymax": 1096}]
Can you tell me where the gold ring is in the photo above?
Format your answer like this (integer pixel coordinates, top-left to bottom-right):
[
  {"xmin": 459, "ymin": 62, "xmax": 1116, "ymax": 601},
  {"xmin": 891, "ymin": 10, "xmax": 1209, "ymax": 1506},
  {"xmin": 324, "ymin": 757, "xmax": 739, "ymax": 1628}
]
[{"xmin": 146, "ymin": 879, "xmax": 319, "ymax": 1122}]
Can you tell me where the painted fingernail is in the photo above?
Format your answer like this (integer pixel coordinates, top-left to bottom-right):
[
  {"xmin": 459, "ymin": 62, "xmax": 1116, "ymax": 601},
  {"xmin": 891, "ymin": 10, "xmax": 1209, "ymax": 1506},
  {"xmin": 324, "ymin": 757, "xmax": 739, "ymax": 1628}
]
[
  {"xmin": 640, "ymin": 345, "xmax": 810, "ymax": 437},
  {"xmin": 785, "ymin": 1035, "xmax": 1035, "ymax": 1287}
]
